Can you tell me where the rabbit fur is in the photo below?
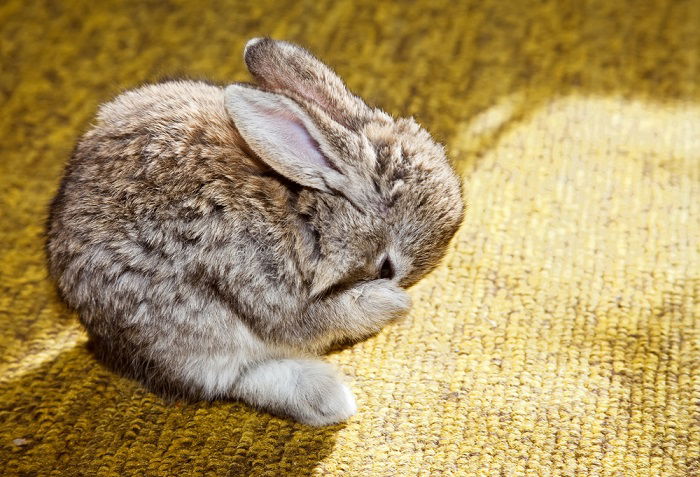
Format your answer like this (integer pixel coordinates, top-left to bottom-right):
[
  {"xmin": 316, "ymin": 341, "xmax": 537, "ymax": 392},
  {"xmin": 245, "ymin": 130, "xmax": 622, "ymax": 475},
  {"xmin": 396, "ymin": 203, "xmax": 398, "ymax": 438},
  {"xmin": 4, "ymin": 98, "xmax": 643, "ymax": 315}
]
[{"xmin": 46, "ymin": 38, "xmax": 464, "ymax": 426}]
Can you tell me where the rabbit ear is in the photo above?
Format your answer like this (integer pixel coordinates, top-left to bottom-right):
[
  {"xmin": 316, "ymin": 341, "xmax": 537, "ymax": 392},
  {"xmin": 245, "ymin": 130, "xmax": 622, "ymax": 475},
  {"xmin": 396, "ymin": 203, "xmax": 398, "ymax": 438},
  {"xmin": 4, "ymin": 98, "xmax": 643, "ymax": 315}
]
[
  {"xmin": 243, "ymin": 38, "xmax": 371, "ymax": 129},
  {"xmin": 224, "ymin": 84, "xmax": 347, "ymax": 192}
]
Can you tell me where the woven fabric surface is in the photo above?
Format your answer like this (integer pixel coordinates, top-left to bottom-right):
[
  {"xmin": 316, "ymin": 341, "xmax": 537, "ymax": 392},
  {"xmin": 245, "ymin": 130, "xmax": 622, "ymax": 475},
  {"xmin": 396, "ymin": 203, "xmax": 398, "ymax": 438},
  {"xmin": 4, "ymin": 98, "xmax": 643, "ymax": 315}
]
[{"xmin": 1, "ymin": 1, "xmax": 699, "ymax": 475}]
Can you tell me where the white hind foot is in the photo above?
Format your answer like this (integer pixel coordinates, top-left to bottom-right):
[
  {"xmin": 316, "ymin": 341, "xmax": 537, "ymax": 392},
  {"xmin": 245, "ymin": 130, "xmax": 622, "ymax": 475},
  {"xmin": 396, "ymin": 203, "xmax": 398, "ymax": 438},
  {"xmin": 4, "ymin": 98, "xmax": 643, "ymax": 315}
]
[{"xmin": 234, "ymin": 358, "xmax": 357, "ymax": 426}]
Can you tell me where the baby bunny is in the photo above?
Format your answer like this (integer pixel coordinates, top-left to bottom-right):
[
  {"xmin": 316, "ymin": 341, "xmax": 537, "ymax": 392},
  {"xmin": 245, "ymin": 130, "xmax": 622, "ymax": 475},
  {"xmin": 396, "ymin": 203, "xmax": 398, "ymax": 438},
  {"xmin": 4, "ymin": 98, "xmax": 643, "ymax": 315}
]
[{"xmin": 46, "ymin": 38, "xmax": 464, "ymax": 425}]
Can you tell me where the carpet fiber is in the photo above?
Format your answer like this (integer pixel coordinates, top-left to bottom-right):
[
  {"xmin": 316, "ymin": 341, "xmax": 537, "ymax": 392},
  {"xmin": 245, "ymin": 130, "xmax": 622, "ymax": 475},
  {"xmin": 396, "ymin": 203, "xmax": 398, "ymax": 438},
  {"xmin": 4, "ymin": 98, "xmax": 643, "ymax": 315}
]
[{"xmin": 1, "ymin": 1, "xmax": 699, "ymax": 475}]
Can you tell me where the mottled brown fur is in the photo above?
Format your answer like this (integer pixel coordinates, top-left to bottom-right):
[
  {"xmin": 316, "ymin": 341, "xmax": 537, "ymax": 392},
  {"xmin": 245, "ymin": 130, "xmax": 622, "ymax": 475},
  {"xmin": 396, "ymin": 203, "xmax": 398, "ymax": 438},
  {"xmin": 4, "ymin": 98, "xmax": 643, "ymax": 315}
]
[{"xmin": 46, "ymin": 38, "xmax": 464, "ymax": 425}]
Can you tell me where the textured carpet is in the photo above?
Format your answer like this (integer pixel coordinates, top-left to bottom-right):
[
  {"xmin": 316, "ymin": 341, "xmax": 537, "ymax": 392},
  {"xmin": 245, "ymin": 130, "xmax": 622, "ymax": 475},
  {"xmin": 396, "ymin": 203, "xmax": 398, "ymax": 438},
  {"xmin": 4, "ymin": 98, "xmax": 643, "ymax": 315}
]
[{"xmin": 1, "ymin": 0, "xmax": 699, "ymax": 475}]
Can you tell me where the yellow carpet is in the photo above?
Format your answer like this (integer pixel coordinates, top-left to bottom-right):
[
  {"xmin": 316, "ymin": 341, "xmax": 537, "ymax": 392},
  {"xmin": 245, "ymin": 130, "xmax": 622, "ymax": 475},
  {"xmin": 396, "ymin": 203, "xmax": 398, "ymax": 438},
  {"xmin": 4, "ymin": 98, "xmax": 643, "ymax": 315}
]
[{"xmin": 1, "ymin": 1, "xmax": 699, "ymax": 475}]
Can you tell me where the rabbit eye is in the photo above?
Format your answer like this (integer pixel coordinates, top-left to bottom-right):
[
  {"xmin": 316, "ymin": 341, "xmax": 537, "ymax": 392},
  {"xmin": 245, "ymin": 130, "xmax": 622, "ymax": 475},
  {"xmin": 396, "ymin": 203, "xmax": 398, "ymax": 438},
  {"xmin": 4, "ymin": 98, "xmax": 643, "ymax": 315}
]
[{"xmin": 379, "ymin": 257, "xmax": 394, "ymax": 280}]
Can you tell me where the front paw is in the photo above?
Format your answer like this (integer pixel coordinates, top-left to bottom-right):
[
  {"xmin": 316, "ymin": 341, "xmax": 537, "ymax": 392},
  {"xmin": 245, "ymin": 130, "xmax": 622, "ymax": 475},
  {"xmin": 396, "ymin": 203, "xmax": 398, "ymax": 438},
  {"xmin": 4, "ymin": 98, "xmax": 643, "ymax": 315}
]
[{"xmin": 349, "ymin": 279, "xmax": 412, "ymax": 323}]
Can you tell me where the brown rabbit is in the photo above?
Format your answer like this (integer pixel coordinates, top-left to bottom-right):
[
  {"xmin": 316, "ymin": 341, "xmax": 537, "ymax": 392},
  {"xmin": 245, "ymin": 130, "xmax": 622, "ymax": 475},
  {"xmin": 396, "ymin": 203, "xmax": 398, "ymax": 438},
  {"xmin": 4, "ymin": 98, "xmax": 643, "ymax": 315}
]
[{"xmin": 46, "ymin": 38, "xmax": 464, "ymax": 426}]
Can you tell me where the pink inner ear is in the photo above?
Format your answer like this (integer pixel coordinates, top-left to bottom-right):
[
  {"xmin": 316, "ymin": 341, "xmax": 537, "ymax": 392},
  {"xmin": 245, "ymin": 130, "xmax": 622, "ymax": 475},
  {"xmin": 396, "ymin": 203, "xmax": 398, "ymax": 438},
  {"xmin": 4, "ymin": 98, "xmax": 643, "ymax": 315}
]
[{"xmin": 265, "ymin": 105, "xmax": 330, "ymax": 168}]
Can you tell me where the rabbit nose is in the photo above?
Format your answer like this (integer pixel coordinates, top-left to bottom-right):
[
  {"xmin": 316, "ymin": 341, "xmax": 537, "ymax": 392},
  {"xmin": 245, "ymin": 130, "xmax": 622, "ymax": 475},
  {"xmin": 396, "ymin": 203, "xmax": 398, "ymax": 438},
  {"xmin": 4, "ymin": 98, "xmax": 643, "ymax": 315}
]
[{"xmin": 378, "ymin": 256, "xmax": 394, "ymax": 280}]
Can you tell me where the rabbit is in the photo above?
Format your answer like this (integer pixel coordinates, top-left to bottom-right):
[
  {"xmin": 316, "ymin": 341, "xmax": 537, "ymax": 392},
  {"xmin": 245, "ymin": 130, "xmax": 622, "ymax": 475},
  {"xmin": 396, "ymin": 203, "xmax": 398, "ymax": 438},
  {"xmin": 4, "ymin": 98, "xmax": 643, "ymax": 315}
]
[{"xmin": 46, "ymin": 37, "xmax": 464, "ymax": 426}]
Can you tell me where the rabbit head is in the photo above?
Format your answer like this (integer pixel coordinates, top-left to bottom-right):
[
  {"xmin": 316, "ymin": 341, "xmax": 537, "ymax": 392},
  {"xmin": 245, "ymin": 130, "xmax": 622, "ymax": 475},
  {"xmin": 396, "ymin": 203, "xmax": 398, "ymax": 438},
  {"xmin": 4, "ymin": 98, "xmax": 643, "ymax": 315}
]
[{"xmin": 225, "ymin": 38, "xmax": 464, "ymax": 298}]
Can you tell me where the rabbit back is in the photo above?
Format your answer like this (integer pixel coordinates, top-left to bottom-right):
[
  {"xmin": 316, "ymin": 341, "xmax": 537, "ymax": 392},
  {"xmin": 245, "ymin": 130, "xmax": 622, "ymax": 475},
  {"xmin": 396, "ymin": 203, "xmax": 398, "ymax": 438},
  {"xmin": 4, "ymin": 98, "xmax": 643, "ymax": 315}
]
[{"xmin": 46, "ymin": 80, "xmax": 309, "ymax": 396}]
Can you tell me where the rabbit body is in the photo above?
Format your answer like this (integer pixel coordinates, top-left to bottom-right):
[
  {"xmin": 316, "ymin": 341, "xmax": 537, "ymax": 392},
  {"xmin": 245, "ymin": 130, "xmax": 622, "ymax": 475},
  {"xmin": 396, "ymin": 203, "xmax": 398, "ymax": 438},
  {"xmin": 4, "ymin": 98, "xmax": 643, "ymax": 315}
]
[{"xmin": 46, "ymin": 39, "xmax": 463, "ymax": 425}]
